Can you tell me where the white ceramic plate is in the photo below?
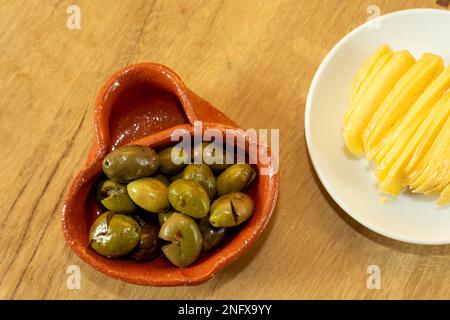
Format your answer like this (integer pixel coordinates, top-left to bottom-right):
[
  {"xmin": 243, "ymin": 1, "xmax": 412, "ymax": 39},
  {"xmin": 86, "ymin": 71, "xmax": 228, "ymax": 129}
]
[{"xmin": 305, "ymin": 9, "xmax": 450, "ymax": 245}]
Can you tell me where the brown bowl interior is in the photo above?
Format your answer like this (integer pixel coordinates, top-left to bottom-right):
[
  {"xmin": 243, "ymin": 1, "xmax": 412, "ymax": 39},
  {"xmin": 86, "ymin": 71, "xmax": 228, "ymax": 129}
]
[{"xmin": 108, "ymin": 83, "xmax": 189, "ymax": 148}]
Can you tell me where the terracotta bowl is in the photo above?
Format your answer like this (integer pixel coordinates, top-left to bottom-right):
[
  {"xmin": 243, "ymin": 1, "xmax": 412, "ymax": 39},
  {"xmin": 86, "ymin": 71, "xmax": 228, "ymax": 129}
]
[{"xmin": 61, "ymin": 63, "xmax": 280, "ymax": 286}]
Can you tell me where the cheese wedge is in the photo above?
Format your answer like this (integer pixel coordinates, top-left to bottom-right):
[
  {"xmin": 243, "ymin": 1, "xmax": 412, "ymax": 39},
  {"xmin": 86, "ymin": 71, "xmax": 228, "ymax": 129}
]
[{"xmin": 343, "ymin": 51, "xmax": 415, "ymax": 156}]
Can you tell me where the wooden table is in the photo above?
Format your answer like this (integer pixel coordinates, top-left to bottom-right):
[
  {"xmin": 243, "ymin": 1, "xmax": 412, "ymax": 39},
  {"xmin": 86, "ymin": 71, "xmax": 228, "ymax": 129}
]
[{"xmin": 1, "ymin": 0, "xmax": 449, "ymax": 300}]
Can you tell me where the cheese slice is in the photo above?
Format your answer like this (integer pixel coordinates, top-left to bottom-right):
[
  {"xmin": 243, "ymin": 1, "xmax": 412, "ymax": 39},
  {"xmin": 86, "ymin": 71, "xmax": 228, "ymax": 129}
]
[
  {"xmin": 438, "ymin": 184, "xmax": 450, "ymax": 205},
  {"xmin": 412, "ymin": 143, "xmax": 449, "ymax": 194},
  {"xmin": 377, "ymin": 92, "xmax": 449, "ymax": 195},
  {"xmin": 350, "ymin": 45, "xmax": 392, "ymax": 101},
  {"xmin": 344, "ymin": 47, "xmax": 393, "ymax": 126},
  {"xmin": 363, "ymin": 53, "xmax": 444, "ymax": 154},
  {"xmin": 342, "ymin": 46, "xmax": 450, "ymax": 204},
  {"xmin": 408, "ymin": 115, "xmax": 450, "ymax": 191},
  {"xmin": 343, "ymin": 51, "xmax": 415, "ymax": 156},
  {"xmin": 368, "ymin": 66, "xmax": 450, "ymax": 164}
]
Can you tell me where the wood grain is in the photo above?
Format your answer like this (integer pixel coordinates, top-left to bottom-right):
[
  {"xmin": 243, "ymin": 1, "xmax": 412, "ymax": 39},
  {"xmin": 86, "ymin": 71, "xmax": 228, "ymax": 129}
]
[{"xmin": 0, "ymin": 0, "xmax": 448, "ymax": 300}]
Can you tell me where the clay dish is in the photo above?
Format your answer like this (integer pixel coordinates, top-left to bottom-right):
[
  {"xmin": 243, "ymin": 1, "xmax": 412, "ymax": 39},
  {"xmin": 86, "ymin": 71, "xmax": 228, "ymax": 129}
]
[{"xmin": 61, "ymin": 63, "xmax": 279, "ymax": 286}]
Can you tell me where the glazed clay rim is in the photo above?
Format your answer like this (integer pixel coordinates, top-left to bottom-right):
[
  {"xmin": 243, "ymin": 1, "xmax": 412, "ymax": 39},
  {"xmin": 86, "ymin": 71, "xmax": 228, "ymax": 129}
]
[{"xmin": 61, "ymin": 63, "xmax": 280, "ymax": 286}]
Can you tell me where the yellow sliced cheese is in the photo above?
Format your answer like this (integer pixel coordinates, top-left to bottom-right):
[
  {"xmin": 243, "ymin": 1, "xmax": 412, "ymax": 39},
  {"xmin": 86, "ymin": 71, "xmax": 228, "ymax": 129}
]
[
  {"xmin": 368, "ymin": 65, "xmax": 450, "ymax": 164},
  {"xmin": 438, "ymin": 184, "xmax": 450, "ymax": 205},
  {"xmin": 410, "ymin": 151, "xmax": 449, "ymax": 195},
  {"xmin": 344, "ymin": 48, "xmax": 393, "ymax": 125},
  {"xmin": 342, "ymin": 46, "xmax": 450, "ymax": 204},
  {"xmin": 377, "ymin": 92, "xmax": 450, "ymax": 195},
  {"xmin": 363, "ymin": 53, "xmax": 444, "ymax": 153},
  {"xmin": 412, "ymin": 143, "xmax": 449, "ymax": 194},
  {"xmin": 408, "ymin": 115, "xmax": 450, "ymax": 191},
  {"xmin": 350, "ymin": 45, "xmax": 392, "ymax": 101},
  {"xmin": 343, "ymin": 51, "xmax": 415, "ymax": 156}
]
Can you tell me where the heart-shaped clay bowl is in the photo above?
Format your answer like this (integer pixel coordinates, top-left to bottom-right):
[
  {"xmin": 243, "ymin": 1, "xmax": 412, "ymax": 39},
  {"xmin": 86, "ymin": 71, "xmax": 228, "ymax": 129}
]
[{"xmin": 61, "ymin": 63, "xmax": 280, "ymax": 286}]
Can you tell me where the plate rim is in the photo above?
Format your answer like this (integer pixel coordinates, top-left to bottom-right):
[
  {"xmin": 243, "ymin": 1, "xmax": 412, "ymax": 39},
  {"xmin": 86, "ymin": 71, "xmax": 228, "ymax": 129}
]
[{"xmin": 304, "ymin": 8, "xmax": 450, "ymax": 245}]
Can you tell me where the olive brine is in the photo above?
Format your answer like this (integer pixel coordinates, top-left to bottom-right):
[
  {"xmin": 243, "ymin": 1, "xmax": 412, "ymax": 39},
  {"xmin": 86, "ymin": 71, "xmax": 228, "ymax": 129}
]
[{"xmin": 90, "ymin": 144, "xmax": 256, "ymax": 268}]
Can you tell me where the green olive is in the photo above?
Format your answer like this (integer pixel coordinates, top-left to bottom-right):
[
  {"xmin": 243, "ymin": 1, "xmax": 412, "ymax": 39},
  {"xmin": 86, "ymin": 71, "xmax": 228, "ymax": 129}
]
[
  {"xmin": 159, "ymin": 213, "xmax": 202, "ymax": 267},
  {"xmin": 209, "ymin": 192, "xmax": 254, "ymax": 227},
  {"xmin": 168, "ymin": 179, "xmax": 210, "ymax": 218},
  {"xmin": 102, "ymin": 145, "xmax": 159, "ymax": 183},
  {"xmin": 96, "ymin": 179, "xmax": 136, "ymax": 214},
  {"xmin": 127, "ymin": 178, "xmax": 169, "ymax": 213},
  {"xmin": 193, "ymin": 142, "xmax": 231, "ymax": 172},
  {"xmin": 89, "ymin": 212, "xmax": 141, "ymax": 257},
  {"xmin": 151, "ymin": 173, "xmax": 170, "ymax": 187},
  {"xmin": 216, "ymin": 164, "xmax": 256, "ymax": 196},
  {"xmin": 158, "ymin": 147, "xmax": 188, "ymax": 175},
  {"xmin": 131, "ymin": 223, "xmax": 161, "ymax": 261},
  {"xmin": 182, "ymin": 164, "xmax": 216, "ymax": 199},
  {"xmin": 158, "ymin": 212, "xmax": 174, "ymax": 226},
  {"xmin": 199, "ymin": 218, "xmax": 226, "ymax": 251}
]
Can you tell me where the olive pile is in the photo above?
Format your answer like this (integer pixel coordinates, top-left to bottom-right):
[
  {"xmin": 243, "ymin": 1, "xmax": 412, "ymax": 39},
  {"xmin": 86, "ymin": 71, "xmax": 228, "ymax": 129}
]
[{"xmin": 90, "ymin": 143, "xmax": 257, "ymax": 268}]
